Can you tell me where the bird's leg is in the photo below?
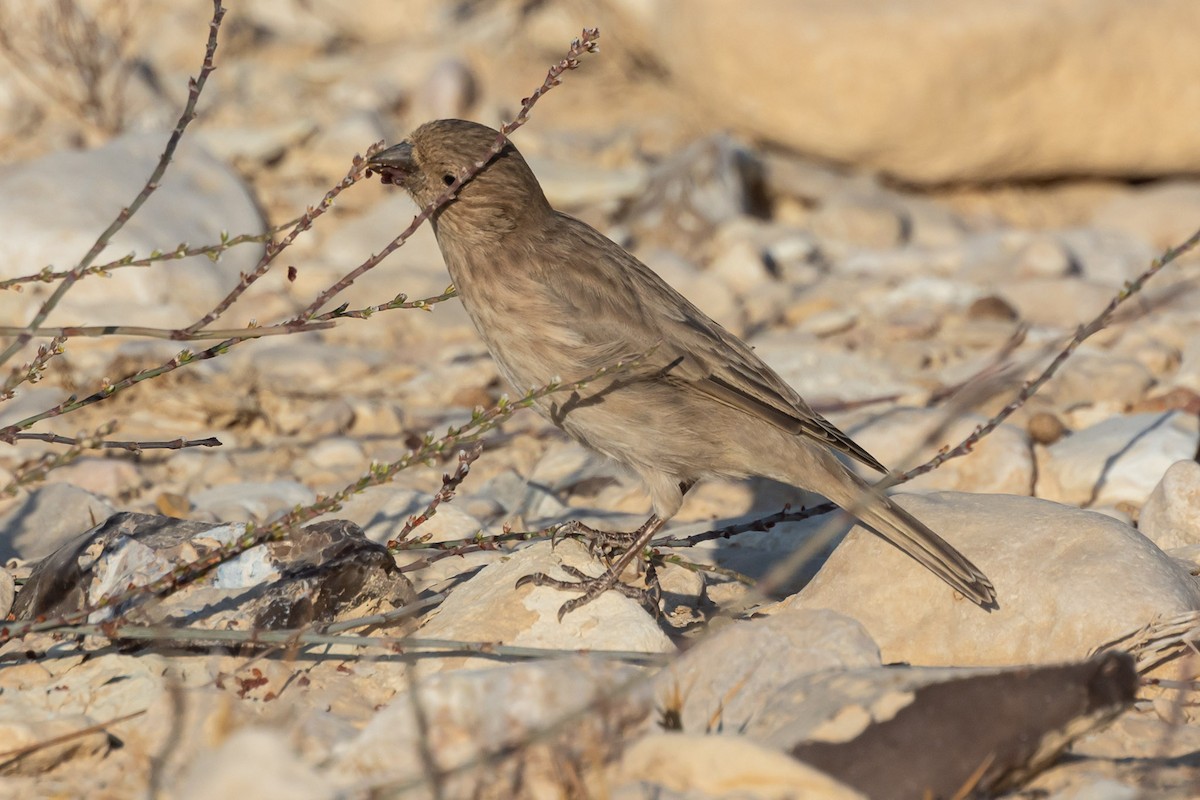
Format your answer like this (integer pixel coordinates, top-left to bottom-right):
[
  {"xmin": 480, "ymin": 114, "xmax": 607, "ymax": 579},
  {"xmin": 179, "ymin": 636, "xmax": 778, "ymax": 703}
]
[{"xmin": 517, "ymin": 513, "xmax": 670, "ymax": 620}]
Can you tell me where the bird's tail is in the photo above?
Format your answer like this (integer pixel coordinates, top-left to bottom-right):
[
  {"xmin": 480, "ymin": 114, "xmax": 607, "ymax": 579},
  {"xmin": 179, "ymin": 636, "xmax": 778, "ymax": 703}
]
[{"xmin": 805, "ymin": 453, "xmax": 996, "ymax": 608}]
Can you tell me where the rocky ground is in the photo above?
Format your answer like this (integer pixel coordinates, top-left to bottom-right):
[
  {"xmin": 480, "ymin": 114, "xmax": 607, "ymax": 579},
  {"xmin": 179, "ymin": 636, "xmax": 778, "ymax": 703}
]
[{"xmin": 1, "ymin": 1, "xmax": 1200, "ymax": 798}]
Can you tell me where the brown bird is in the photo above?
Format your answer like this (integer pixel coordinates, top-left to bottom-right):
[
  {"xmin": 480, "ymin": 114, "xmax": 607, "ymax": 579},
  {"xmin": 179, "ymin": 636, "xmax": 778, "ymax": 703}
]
[{"xmin": 368, "ymin": 119, "xmax": 996, "ymax": 618}]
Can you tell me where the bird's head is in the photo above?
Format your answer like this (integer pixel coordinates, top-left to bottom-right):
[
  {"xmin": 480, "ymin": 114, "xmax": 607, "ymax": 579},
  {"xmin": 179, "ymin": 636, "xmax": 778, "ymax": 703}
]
[{"xmin": 367, "ymin": 119, "xmax": 551, "ymax": 238}]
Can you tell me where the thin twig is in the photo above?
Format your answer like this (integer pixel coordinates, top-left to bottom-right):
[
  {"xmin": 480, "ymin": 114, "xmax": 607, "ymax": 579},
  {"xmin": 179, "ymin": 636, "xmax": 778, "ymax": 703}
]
[
  {"xmin": 43, "ymin": 625, "xmax": 669, "ymax": 664},
  {"xmin": 6, "ymin": 432, "xmax": 221, "ymax": 452},
  {"xmin": 0, "ymin": 156, "xmax": 373, "ymax": 442},
  {"xmin": 893, "ymin": 225, "xmax": 1200, "ymax": 485},
  {"xmin": 0, "ymin": 218, "xmax": 302, "ymax": 290},
  {"xmin": 390, "ymin": 443, "xmax": 484, "ymax": 546},
  {"xmin": 1, "ymin": 336, "xmax": 65, "ymax": 399},
  {"xmin": 0, "ymin": 351, "xmax": 649, "ymax": 644},
  {"xmin": 673, "ymin": 225, "xmax": 1200, "ymax": 549},
  {"xmin": 0, "ymin": 710, "xmax": 145, "ymax": 772},
  {"xmin": 297, "ymin": 28, "xmax": 601, "ymax": 320},
  {"xmin": 0, "ymin": 321, "xmax": 333, "ymax": 341},
  {"xmin": 178, "ymin": 148, "xmax": 382, "ymax": 335},
  {"xmin": 1, "ymin": 421, "xmax": 117, "ymax": 496},
  {"xmin": 0, "ymin": 0, "xmax": 227, "ymax": 368}
]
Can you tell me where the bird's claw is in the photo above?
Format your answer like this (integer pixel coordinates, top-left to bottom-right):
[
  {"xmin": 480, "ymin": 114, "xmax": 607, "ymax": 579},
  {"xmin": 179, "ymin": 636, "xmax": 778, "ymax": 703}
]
[
  {"xmin": 516, "ymin": 565, "xmax": 661, "ymax": 620},
  {"xmin": 550, "ymin": 519, "xmax": 648, "ymax": 557}
]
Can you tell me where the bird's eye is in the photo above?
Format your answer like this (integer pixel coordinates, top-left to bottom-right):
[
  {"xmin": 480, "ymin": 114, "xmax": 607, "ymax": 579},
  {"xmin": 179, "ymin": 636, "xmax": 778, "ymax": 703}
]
[{"xmin": 442, "ymin": 174, "xmax": 455, "ymax": 186}]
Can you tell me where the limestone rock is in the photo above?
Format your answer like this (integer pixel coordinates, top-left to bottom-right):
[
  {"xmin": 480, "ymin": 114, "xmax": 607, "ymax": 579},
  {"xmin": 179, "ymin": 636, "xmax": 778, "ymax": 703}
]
[
  {"xmin": 615, "ymin": 733, "xmax": 865, "ymax": 799},
  {"xmin": 1139, "ymin": 460, "xmax": 1200, "ymax": 551},
  {"xmin": 330, "ymin": 658, "xmax": 651, "ymax": 795},
  {"xmin": 414, "ymin": 539, "xmax": 675, "ymax": 674},
  {"xmin": 615, "ymin": 0, "xmax": 1200, "ymax": 183},
  {"xmin": 1035, "ymin": 412, "xmax": 1200, "ymax": 508},
  {"xmin": 846, "ymin": 406, "xmax": 1034, "ymax": 495},
  {"xmin": 0, "ymin": 483, "xmax": 116, "ymax": 561},
  {"xmin": 0, "ymin": 133, "xmax": 263, "ymax": 327},
  {"xmin": 173, "ymin": 727, "xmax": 335, "ymax": 800},
  {"xmin": 659, "ymin": 608, "xmax": 880, "ymax": 734},
  {"xmin": 793, "ymin": 492, "xmax": 1200, "ymax": 668}
]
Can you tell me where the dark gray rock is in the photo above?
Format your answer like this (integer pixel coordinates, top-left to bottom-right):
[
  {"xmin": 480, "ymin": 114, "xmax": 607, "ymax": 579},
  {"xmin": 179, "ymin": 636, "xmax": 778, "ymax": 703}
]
[{"xmin": 13, "ymin": 512, "xmax": 416, "ymax": 633}]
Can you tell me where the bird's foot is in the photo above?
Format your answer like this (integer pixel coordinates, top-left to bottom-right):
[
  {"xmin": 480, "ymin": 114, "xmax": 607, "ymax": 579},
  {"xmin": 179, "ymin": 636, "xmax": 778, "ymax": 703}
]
[
  {"xmin": 516, "ymin": 564, "xmax": 661, "ymax": 620},
  {"xmin": 550, "ymin": 518, "xmax": 656, "ymax": 557}
]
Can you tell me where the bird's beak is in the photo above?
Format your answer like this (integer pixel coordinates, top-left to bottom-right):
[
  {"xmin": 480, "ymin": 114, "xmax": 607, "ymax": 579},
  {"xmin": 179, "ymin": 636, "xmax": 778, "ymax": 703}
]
[{"xmin": 366, "ymin": 141, "xmax": 415, "ymax": 186}]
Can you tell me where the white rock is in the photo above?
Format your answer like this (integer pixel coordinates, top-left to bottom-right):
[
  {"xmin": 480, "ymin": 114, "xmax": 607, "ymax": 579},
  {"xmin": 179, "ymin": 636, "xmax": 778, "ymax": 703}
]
[
  {"xmin": 808, "ymin": 194, "xmax": 906, "ymax": 249},
  {"xmin": 304, "ymin": 436, "xmax": 365, "ymax": 468},
  {"xmin": 321, "ymin": 485, "xmax": 484, "ymax": 544},
  {"xmin": 615, "ymin": 1, "xmax": 1200, "ymax": 183},
  {"xmin": 1139, "ymin": 460, "xmax": 1200, "ymax": 551},
  {"xmin": 194, "ymin": 120, "xmax": 318, "ymax": 164},
  {"xmin": 1011, "ymin": 234, "xmax": 1077, "ymax": 279},
  {"xmin": 42, "ymin": 457, "xmax": 140, "ymax": 499},
  {"xmin": 661, "ymin": 608, "xmax": 880, "ymax": 733},
  {"xmin": 173, "ymin": 727, "xmax": 334, "ymax": 800},
  {"xmin": 526, "ymin": 155, "xmax": 648, "ymax": 211},
  {"xmin": 189, "ymin": 480, "xmax": 315, "ymax": 523},
  {"xmin": 0, "ymin": 133, "xmax": 263, "ymax": 327},
  {"xmin": 999, "ymin": 278, "xmax": 1143, "ymax": 328},
  {"xmin": 846, "ymin": 406, "xmax": 1034, "ymax": 495},
  {"xmin": 1092, "ymin": 180, "xmax": 1200, "ymax": 251},
  {"xmin": 1047, "ymin": 349, "xmax": 1156, "ymax": 412},
  {"xmin": 414, "ymin": 58, "xmax": 478, "ymax": 121},
  {"xmin": 0, "ymin": 483, "xmax": 115, "ymax": 561},
  {"xmin": 330, "ymin": 658, "xmax": 650, "ymax": 792},
  {"xmin": 0, "ymin": 568, "xmax": 13, "ymax": 620},
  {"xmin": 1035, "ymin": 412, "xmax": 1200, "ymax": 508},
  {"xmin": 750, "ymin": 332, "xmax": 923, "ymax": 405},
  {"xmin": 414, "ymin": 540, "xmax": 675, "ymax": 675},
  {"xmin": 0, "ymin": 700, "xmax": 109, "ymax": 776},
  {"xmin": 1057, "ymin": 229, "xmax": 1157, "ymax": 287},
  {"xmin": 614, "ymin": 733, "xmax": 865, "ymax": 799},
  {"xmin": 793, "ymin": 492, "xmax": 1200, "ymax": 668}
]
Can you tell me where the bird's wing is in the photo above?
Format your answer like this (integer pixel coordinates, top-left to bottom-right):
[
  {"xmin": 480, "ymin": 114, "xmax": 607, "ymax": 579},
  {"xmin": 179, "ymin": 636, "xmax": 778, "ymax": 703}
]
[{"xmin": 545, "ymin": 214, "xmax": 889, "ymax": 475}]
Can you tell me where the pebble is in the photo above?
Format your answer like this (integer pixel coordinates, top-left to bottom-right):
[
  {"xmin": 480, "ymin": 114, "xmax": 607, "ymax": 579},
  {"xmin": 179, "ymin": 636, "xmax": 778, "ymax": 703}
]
[{"xmin": 1138, "ymin": 460, "xmax": 1200, "ymax": 550}]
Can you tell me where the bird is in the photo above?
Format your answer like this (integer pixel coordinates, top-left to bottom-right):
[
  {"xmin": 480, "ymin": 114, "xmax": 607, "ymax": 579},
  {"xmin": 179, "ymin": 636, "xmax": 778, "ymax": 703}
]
[{"xmin": 367, "ymin": 119, "xmax": 996, "ymax": 618}]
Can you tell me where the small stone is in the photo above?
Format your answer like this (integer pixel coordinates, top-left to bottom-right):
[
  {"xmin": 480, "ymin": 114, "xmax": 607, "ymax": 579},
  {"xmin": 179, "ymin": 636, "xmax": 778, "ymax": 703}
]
[
  {"xmin": 708, "ymin": 233, "xmax": 773, "ymax": 296},
  {"xmin": 1012, "ymin": 234, "xmax": 1077, "ymax": 279},
  {"xmin": 416, "ymin": 58, "xmax": 478, "ymax": 120},
  {"xmin": 967, "ymin": 294, "xmax": 1019, "ymax": 321},
  {"xmin": 0, "ymin": 567, "xmax": 14, "ymax": 619},
  {"xmin": 1028, "ymin": 411, "xmax": 1068, "ymax": 445},
  {"xmin": 809, "ymin": 195, "xmax": 907, "ymax": 249},
  {"xmin": 1139, "ymin": 460, "xmax": 1200, "ymax": 550}
]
